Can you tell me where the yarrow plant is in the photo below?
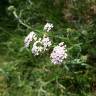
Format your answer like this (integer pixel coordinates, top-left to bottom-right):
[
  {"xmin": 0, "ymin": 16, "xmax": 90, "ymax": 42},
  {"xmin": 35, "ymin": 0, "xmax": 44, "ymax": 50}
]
[
  {"xmin": 50, "ymin": 42, "xmax": 67, "ymax": 64},
  {"xmin": 24, "ymin": 23, "xmax": 68, "ymax": 64},
  {"xmin": 42, "ymin": 36, "xmax": 52, "ymax": 51},
  {"xmin": 44, "ymin": 23, "xmax": 53, "ymax": 32},
  {"xmin": 32, "ymin": 38, "xmax": 43, "ymax": 56},
  {"xmin": 24, "ymin": 31, "xmax": 37, "ymax": 48}
]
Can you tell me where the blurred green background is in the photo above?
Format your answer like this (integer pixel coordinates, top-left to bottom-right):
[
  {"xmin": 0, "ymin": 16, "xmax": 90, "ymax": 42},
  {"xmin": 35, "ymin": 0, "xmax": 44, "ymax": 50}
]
[{"xmin": 0, "ymin": 0, "xmax": 96, "ymax": 96}]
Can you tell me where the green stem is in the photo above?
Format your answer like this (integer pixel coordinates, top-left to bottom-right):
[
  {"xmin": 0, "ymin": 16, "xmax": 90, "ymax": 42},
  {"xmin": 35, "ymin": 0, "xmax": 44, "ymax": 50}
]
[{"xmin": 13, "ymin": 11, "xmax": 32, "ymax": 29}]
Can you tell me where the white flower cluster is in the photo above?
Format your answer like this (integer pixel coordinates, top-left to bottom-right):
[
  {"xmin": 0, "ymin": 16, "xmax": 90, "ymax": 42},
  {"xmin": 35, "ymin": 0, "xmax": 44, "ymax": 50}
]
[
  {"xmin": 50, "ymin": 42, "xmax": 67, "ymax": 64},
  {"xmin": 24, "ymin": 31, "xmax": 37, "ymax": 48},
  {"xmin": 32, "ymin": 38, "xmax": 43, "ymax": 56},
  {"xmin": 24, "ymin": 23, "xmax": 68, "ymax": 64},
  {"xmin": 44, "ymin": 23, "xmax": 53, "ymax": 32},
  {"xmin": 31, "ymin": 37, "xmax": 52, "ymax": 55},
  {"xmin": 42, "ymin": 36, "xmax": 52, "ymax": 51}
]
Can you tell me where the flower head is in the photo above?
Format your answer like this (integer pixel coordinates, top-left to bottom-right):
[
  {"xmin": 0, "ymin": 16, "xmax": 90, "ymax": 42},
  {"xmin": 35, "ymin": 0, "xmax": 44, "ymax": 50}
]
[
  {"xmin": 32, "ymin": 38, "xmax": 43, "ymax": 56},
  {"xmin": 24, "ymin": 31, "xmax": 37, "ymax": 48},
  {"xmin": 50, "ymin": 42, "xmax": 67, "ymax": 64},
  {"xmin": 44, "ymin": 23, "xmax": 53, "ymax": 32},
  {"xmin": 42, "ymin": 36, "xmax": 52, "ymax": 51}
]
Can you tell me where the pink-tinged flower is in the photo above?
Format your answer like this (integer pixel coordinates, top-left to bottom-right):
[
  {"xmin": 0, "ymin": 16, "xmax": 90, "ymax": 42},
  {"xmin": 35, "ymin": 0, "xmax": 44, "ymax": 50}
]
[
  {"xmin": 44, "ymin": 23, "xmax": 53, "ymax": 32},
  {"xmin": 24, "ymin": 31, "xmax": 37, "ymax": 48},
  {"xmin": 50, "ymin": 42, "xmax": 67, "ymax": 64}
]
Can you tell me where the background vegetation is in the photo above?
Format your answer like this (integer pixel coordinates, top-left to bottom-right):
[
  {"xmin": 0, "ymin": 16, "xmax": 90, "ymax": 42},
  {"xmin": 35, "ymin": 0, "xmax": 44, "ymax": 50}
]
[{"xmin": 0, "ymin": 0, "xmax": 96, "ymax": 96}]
